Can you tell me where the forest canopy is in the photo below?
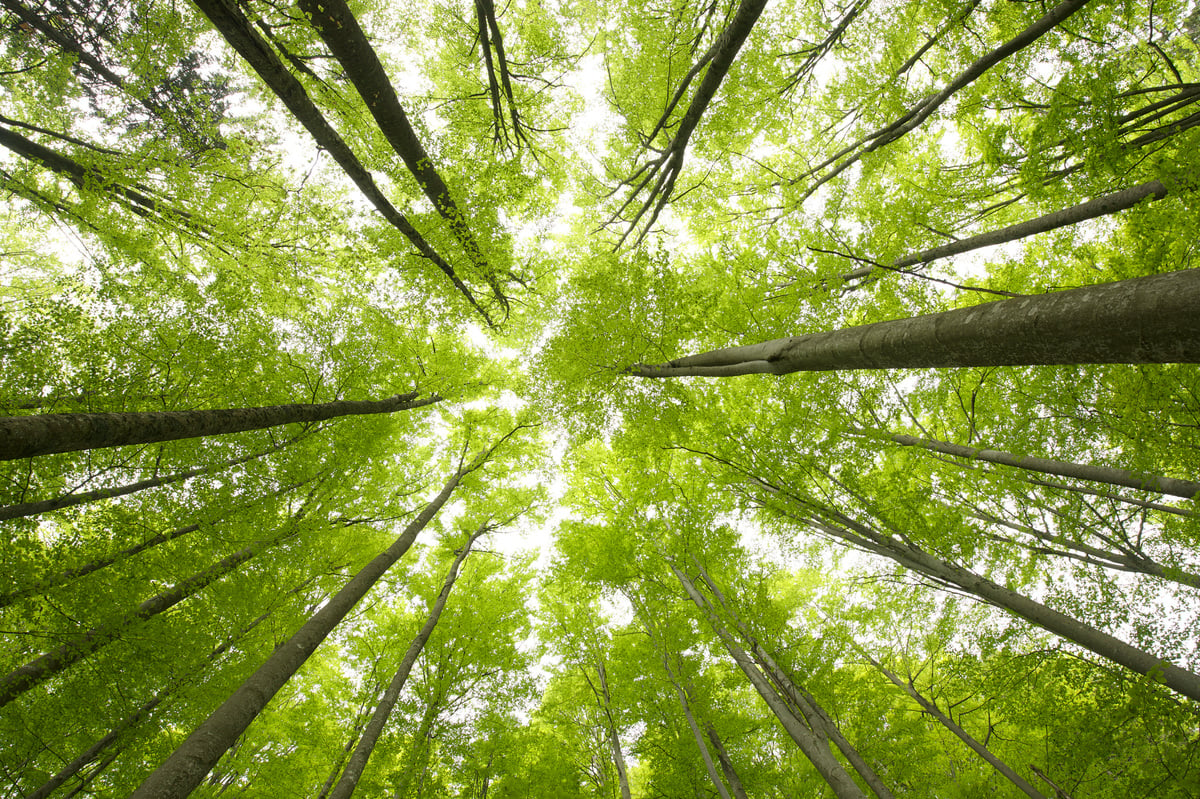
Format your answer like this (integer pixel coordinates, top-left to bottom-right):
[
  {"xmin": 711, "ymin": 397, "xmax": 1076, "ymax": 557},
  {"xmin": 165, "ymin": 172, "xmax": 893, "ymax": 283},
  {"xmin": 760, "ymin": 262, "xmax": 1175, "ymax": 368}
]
[{"xmin": 1, "ymin": 0, "xmax": 1199, "ymax": 797}]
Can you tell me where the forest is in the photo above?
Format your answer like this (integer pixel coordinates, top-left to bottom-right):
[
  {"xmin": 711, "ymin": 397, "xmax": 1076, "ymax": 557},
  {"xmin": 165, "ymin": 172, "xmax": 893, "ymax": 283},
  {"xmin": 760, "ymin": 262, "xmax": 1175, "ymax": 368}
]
[{"xmin": 1, "ymin": 0, "xmax": 1198, "ymax": 796}]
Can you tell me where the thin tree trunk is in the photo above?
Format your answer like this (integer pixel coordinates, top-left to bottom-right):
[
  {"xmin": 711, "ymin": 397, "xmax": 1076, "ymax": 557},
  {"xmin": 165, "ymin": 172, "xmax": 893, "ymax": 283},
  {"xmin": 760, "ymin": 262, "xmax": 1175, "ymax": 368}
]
[
  {"xmin": 595, "ymin": 659, "xmax": 633, "ymax": 799},
  {"xmin": 0, "ymin": 390, "xmax": 438, "ymax": 460},
  {"xmin": 189, "ymin": 0, "xmax": 493, "ymax": 324},
  {"xmin": 129, "ymin": 430, "xmax": 519, "ymax": 799},
  {"xmin": 885, "ymin": 432, "xmax": 1200, "ymax": 499},
  {"xmin": 1024, "ymin": 477, "xmax": 1197, "ymax": 519},
  {"xmin": 772, "ymin": 492, "xmax": 1200, "ymax": 702},
  {"xmin": 663, "ymin": 656, "xmax": 732, "ymax": 799},
  {"xmin": 23, "ymin": 587, "xmax": 294, "ymax": 799},
  {"xmin": 694, "ymin": 562, "xmax": 893, "ymax": 799},
  {"xmin": 671, "ymin": 563, "xmax": 869, "ymax": 799},
  {"xmin": 705, "ymin": 725, "xmax": 748, "ymax": 799},
  {"xmin": 885, "ymin": 179, "xmax": 1170, "ymax": 272},
  {"xmin": 0, "ymin": 478, "xmax": 315, "ymax": 609},
  {"xmin": 857, "ymin": 649, "xmax": 1049, "ymax": 799},
  {"xmin": 295, "ymin": 0, "xmax": 500, "ymax": 304},
  {"xmin": 0, "ymin": 499, "xmax": 316, "ymax": 708},
  {"xmin": 0, "ymin": 432, "xmax": 307, "ymax": 521},
  {"xmin": 328, "ymin": 526, "xmax": 487, "ymax": 799},
  {"xmin": 627, "ymin": 268, "xmax": 1200, "ymax": 376}
]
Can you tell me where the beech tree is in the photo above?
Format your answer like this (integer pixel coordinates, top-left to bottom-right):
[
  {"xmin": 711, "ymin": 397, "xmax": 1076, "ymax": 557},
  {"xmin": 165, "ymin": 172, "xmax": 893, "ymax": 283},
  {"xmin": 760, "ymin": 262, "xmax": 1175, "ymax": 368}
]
[{"xmin": 2, "ymin": 0, "xmax": 1199, "ymax": 796}]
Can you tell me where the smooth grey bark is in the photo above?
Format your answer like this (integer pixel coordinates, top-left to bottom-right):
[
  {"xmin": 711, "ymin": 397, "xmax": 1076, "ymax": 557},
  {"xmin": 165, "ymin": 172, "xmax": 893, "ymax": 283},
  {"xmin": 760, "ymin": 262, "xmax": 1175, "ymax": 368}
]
[
  {"xmin": 845, "ymin": 179, "xmax": 1171, "ymax": 283},
  {"xmin": 627, "ymin": 268, "xmax": 1200, "ymax": 376},
  {"xmin": 856, "ymin": 648, "xmax": 1049, "ymax": 799},
  {"xmin": 662, "ymin": 655, "xmax": 731, "ymax": 799},
  {"xmin": 327, "ymin": 526, "xmax": 486, "ymax": 799},
  {"xmin": 695, "ymin": 563, "xmax": 894, "ymax": 799},
  {"xmin": 672, "ymin": 563, "xmax": 869, "ymax": 799},
  {"xmin": 0, "ymin": 507, "xmax": 307, "ymax": 709},
  {"xmin": 129, "ymin": 430, "xmax": 517, "ymax": 799},
  {"xmin": 0, "ymin": 390, "xmax": 438, "ymax": 460},
  {"xmin": 760, "ymin": 484, "xmax": 1200, "ymax": 701},
  {"xmin": 1024, "ymin": 477, "xmax": 1198, "ymax": 519},
  {"xmin": 705, "ymin": 725, "xmax": 748, "ymax": 799},
  {"xmin": 189, "ymin": 0, "xmax": 493, "ymax": 324},
  {"xmin": 885, "ymin": 432, "xmax": 1200, "ymax": 499},
  {"xmin": 0, "ymin": 433, "xmax": 306, "ymax": 521},
  {"xmin": 0, "ymin": 478, "xmax": 315, "ymax": 609}
]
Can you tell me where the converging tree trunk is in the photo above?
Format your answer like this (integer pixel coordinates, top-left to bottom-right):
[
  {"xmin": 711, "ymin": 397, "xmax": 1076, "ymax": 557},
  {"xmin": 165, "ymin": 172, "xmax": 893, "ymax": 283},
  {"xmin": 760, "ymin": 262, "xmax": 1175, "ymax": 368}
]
[
  {"xmin": 129, "ymin": 429, "xmax": 521, "ymax": 799},
  {"xmin": 0, "ymin": 499, "xmax": 315, "ymax": 708},
  {"xmin": 0, "ymin": 390, "xmax": 438, "ymax": 460},
  {"xmin": 0, "ymin": 432, "xmax": 309, "ymax": 521},
  {"xmin": 328, "ymin": 525, "xmax": 487, "ymax": 799},
  {"xmin": 627, "ymin": 268, "xmax": 1200, "ymax": 376},
  {"xmin": 671, "ymin": 563, "xmax": 870, "ymax": 799},
  {"xmin": 190, "ymin": 0, "xmax": 494, "ymax": 323},
  {"xmin": 753, "ymin": 479, "xmax": 1200, "ymax": 702}
]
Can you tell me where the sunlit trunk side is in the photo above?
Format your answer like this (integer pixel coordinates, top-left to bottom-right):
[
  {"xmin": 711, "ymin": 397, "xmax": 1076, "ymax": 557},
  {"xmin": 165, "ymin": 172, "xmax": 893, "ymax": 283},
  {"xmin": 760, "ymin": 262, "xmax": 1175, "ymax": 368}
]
[
  {"xmin": 130, "ymin": 430, "xmax": 519, "ymax": 799},
  {"xmin": 328, "ymin": 526, "xmax": 486, "ymax": 799},
  {"xmin": 0, "ymin": 391, "xmax": 438, "ymax": 460},
  {"xmin": 627, "ymin": 269, "xmax": 1200, "ymax": 377}
]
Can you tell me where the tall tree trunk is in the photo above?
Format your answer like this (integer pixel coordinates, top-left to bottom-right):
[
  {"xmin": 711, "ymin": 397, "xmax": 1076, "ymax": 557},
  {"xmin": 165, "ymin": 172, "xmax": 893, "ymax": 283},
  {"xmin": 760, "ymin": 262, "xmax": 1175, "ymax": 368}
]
[
  {"xmin": 595, "ymin": 659, "xmax": 633, "ymax": 799},
  {"xmin": 328, "ymin": 526, "xmax": 487, "ymax": 799},
  {"xmin": 882, "ymin": 432, "xmax": 1200, "ymax": 499},
  {"xmin": 762, "ymin": 485, "xmax": 1200, "ymax": 701},
  {"xmin": 663, "ymin": 655, "xmax": 732, "ymax": 799},
  {"xmin": 295, "ymin": 0, "xmax": 499, "ymax": 303},
  {"xmin": 129, "ymin": 430, "xmax": 519, "ymax": 799},
  {"xmin": 627, "ymin": 268, "xmax": 1200, "ymax": 376},
  {"xmin": 705, "ymin": 725, "xmax": 748, "ymax": 799},
  {"xmin": 189, "ymin": 0, "xmax": 493, "ymax": 324},
  {"xmin": 0, "ymin": 502, "xmax": 313, "ymax": 708},
  {"xmin": 694, "ymin": 563, "xmax": 894, "ymax": 799},
  {"xmin": 671, "ymin": 563, "xmax": 869, "ymax": 799},
  {"xmin": 0, "ymin": 431, "xmax": 308, "ymax": 521},
  {"xmin": 24, "ymin": 586, "xmax": 295, "ymax": 799},
  {"xmin": 0, "ymin": 478, "xmax": 315, "ymax": 609},
  {"xmin": 0, "ymin": 390, "xmax": 438, "ymax": 460},
  {"xmin": 855, "ymin": 648, "xmax": 1049, "ymax": 799}
]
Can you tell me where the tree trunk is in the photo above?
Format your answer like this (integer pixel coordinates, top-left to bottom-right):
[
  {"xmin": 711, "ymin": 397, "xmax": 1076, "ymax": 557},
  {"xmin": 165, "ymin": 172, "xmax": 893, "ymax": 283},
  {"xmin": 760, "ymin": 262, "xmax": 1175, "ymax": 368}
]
[
  {"xmin": 694, "ymin": 563, "xmax": 893, "ymax": 799},
  {"xmin": 0, "ymin": 503, "xmax": 311, "ymax": 708},
  {"xmin": 671, "ymin": 563, "xmax": 869, "ymax": 799},
  {"xmin": 785, "ymin": 499, "xmax": 1200, "ymax": 702},
  {"xmin": 705, "ymin": 725, "xmax": 748, "ymax": 799},
  {"xmin": 884, "ymin": 432, "xmax": 1200, "ymax": 499},
  {"xmin": 0, "ymin": 390, "xmax": 438, "ymax": 460},
  {"xmin": 858, "ymin": 649, "xmax": 1049, "ymax": 799},
  {"xmin": 0, "ymin": 478, "xmax": 315, "ymax": 609},
  {"xmin": 663, "ymin": 656, "xmax": 732, "ymax": 799},
  {"xmin": 24, "ymin": 590, "xmax": 290, "ymax": 799},
  {"xmin": 190, "ymin": 0, "xmax": 492, "ymax": 324},
  {"xmin": 595, "ymin": 659, "xmax": 633, "ymax": 799},
  {"xmin": 328, "ymin": 526, "xmax": 486, "ymax": 799},
  {"xmin": 295, "ymin": 0, "xmax": 494, "ymax": 287},
  {"xmin": 128, "ymin": 431, "xmax": 517, "ymax": 799},
  {"xmin": 627, "ymin": 268, "xmax": 1200, "ymax": 376},
  {"xmin": 0, "ymin": 433, "xmax": 306, "ymax": 521}
]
